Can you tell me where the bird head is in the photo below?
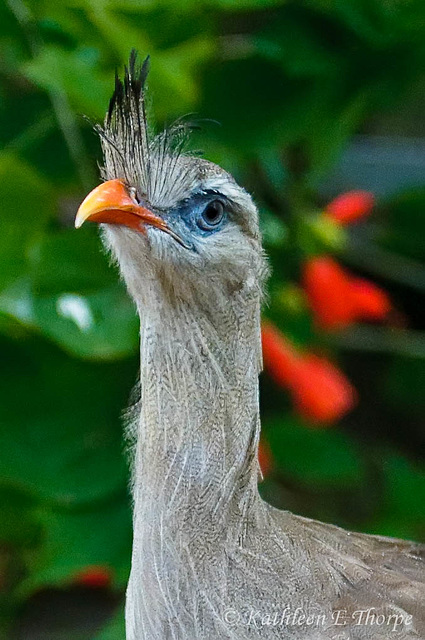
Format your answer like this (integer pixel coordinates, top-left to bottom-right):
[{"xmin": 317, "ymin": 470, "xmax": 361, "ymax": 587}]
[{"xmin": 76, "ymin": 51, "xmax": 267, "ymax": 311}]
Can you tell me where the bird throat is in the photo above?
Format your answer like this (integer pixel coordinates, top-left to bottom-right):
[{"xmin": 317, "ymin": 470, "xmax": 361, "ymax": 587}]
[
  {"xmin": 133, "ymin": 287, "xmax": 262, "ymax": 518},
  {"xmin": 126, "ymin": 284, "xmax": 263, "ymax": 636}
]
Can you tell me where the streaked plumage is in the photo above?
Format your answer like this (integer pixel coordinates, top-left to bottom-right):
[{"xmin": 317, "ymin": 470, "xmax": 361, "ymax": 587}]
[{"xmin": 77, "ymin": 52, "xmax": 425, "ymax": 640}]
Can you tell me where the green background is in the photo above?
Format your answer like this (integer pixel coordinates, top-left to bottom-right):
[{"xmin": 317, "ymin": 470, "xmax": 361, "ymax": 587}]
[{"xmin": 1, "ymin": 0, "xmax": 424, "ymax": 637}]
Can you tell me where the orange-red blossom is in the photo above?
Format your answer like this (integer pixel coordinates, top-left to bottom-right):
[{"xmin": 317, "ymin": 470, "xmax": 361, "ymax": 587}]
[
  {"xmin": 74, "ymin": 565, "xmax": 112, "ymax": 588},
  {"xmin": 261, "ymin": 322, "xmax": 357, "ymax": 425},
  {"xmin": 303, "ymin": 256, "xmax": 392, "ymax": 331},
  {"xmin": 325, "ymin": 190, "xmax": 375, "ymax": 225}
]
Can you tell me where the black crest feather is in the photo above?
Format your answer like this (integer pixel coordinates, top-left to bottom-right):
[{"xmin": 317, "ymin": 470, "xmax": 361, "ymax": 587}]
[
  {"xmin": 97, "ymin": 50, "xmax": 200, "ymax": 209},
  {"xmin": 108, "ymin": 50, "xmax": 150, "ymax": 123}
]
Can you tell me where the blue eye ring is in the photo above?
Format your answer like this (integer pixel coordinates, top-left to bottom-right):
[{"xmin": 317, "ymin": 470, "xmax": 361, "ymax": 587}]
[{"xmin": 197, "ymin": 199, "xmax": 226, "ymax": 231}]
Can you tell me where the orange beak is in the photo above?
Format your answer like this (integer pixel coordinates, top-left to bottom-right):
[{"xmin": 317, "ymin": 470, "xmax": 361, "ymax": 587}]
[{"xmin": 75, "ymin": 179, "xmax": 168, "ymax": 234}]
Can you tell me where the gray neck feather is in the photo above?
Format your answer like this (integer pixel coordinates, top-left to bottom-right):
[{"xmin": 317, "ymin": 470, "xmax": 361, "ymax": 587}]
[{"xmin": 126, "ymin": 275, "xmax": 264, "ymax": 638}]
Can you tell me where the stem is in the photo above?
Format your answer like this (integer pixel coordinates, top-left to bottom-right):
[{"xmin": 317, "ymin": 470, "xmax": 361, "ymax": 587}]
[
  {"xmin": 5, "ymin": 111, "xmax": 55, "ymax": 152},
  {"xmin": 328, "ymin": 326, "xmax": 425, "ymax": 359}
]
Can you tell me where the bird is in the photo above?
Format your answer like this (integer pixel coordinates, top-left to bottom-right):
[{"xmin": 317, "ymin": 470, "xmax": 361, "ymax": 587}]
[{"xmin": 75, "ymin": 51, "xmax": 425, "ymax": 640}]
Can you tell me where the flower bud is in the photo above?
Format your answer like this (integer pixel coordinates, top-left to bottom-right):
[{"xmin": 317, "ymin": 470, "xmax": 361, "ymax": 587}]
[{"xmin": 325, "ymin": 190, "xmax": 374, "ymax": 225}]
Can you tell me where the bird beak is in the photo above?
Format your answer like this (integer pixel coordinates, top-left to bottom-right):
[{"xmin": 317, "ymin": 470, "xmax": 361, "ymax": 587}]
[
  {"xmin": 75, "ymin": 179, "xmax": 167, "ymax": 233},
  {"xmin": 75, "ymin": 179, "xmax": 190, "ymax": 248}
]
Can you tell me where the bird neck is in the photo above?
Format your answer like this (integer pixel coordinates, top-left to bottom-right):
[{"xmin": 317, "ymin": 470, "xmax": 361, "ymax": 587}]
[
  {"xmin": 125, "ymin": 279, "xmax": 264, "ymax": 638},
  {"xmin": 131, "ymin": 283, "xmax": 263, "ymax": 531}
]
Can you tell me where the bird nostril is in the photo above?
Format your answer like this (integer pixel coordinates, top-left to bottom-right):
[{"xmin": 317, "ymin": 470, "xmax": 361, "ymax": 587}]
[
  {"xmin": 127, "ymin": 186, "xmax": 142, "ymax": 205},
  {"xmin": 135, "ymin": 190, "xmax": 143, "ymax": 205},
  {"xmin": 134, "ymin": 188, "xmax": 149, "ymax": 208}
]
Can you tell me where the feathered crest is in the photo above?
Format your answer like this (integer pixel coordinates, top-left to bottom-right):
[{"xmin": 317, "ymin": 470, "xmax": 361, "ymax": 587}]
[{"xmin": 96, "ymin": 50, "xmax": 200, "ymax": 209}]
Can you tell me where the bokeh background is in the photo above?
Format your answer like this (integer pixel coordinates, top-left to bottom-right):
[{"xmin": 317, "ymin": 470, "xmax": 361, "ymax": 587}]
[{"xmin": 1, "ymin": 0, "xmax": 425, "ymax": 638}]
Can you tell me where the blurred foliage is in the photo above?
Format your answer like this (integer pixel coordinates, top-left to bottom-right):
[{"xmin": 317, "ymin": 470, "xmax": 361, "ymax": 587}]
[{"xmin": 0, "ymin": 0, "xmax": 424, "ymax": 637}]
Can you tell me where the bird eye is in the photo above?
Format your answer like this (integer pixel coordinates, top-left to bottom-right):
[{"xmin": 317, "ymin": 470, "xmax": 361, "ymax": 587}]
[{"xmin": 197, "ymin": 200, "xmax": 225, "ymax": 230}]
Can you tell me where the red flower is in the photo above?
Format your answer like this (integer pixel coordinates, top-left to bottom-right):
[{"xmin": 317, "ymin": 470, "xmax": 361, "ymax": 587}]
[
  {"xmin": 258, "ymin": 439, "xmax": 273, "ymax": 477},
  {"xmin": 325, "ymin": 191, "xmax": 374, "ymax": 225},
  {"xmin": 289, "ymin": 353, "xmax": 357, "ymax": 424},
  {"xmin": 302, "ymin": 257, "xmax": 355, "ymax": 330},
  {"xmin": 74, "ymin": 566, "xmax": 112, "ymax": 589},
  {"xmin": 261, "ymin": 322, "xmax": 300, "ymax": 387},
  {"xmin": 302, "ymin": 256, "xmax": 391, "ymax": 330},
  {"xmin": 350, "ymin": 277, "xmax": 392, "ymax": 321},
  {"xmin": 261, "ymin": 322, "xmax": 356, "ymax": 424}
]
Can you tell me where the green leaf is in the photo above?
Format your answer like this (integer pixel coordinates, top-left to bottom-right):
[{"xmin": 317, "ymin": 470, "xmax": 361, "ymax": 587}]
[
  {"xmin": 34, "ymin": 285, "xmax": 139, "ymax": 360},
  {"xmin": 93, "ymin": 609, "xmax": 125, "ymax": 640},
  {"xmin": 211, "ymin": 0, "xmax": 285, "ymax": 7},
  {"xmin": 383, "ymin": 454, "xmax": 425, "ymax": 520},
  {"xmin": 379, "ymin": 189, "xmax": 425, "ymax": 261},
  {"xmin": 0, "ymin": 226, "xmax": 140, "ymax": 359},
  {"xmin": 151, "ymin": 37, "xmax": 216, "ymax": 118},
  {"xmin": 86, "ymin": 9, "xmax": 151, "ymax": 62},
  {"xmin": 31, "ymin": 228, "xmax": 116, "ymax": 296},
  {"xmin": 385, "ymin": 356, "xmax": 425, "ymax": 415},
  {"xmin": 32, "ymin": 227, "xmax": 138, "ymax": 359},
  {"xmin": 366, "ymin": 454, "xmax": 425, "ymax": 541},
  {"xmin": 0, "ymin": 277, "xmax": 139, "ymax": 360},
  {"xmin": 0, "ymin": 334, "xmax": 135, "ymax": 507},
  {"xmin": 265, "ymin": 417, "xmax": 365, "ymax": 487},
  {"xmin": 23, "ymin": 46, "xmax": 112, "ymax": 118},
  {"xmin": 255, "ymin": 11, "xmax": 337, "ymax": 78},
  {"xmin": 22, "ymin": 496, "xmax": 132, "ymax": 595},
  {"xmin": 0, "ymin": 153, "xmax": 54, "ymax": 291},
  {"xmin": 260, "ymin": 209, "xmax": 288, "ymax": 248},
  {"xmin": 200, "ymin": 57, "xmax": 307, "ymax": 153},
  {"xmin": 307, "ymin": 90, "xmax": 369, "ymax": 183},
  {"xmin": 0, "ymin": 483, "xmax": 41, "ymax": 548}
]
